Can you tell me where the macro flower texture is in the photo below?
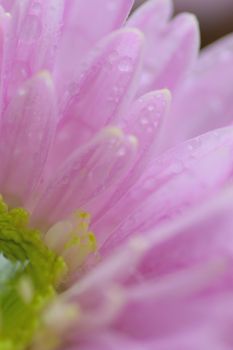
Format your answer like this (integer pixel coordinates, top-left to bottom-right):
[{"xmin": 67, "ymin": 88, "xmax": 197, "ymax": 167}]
[{"xmin": 1, "ymin": 0, "xmax": 233, "ymax": 349}]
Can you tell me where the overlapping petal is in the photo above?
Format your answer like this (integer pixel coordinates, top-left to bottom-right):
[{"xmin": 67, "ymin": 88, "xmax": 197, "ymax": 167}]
[
  {"xmin": 0, "ymin": 71, "xmax": 56, "ymax": 206},
  {"xmin": 128, "ymin": 0, "xmax": 199, "ymax": 95},
  {"xmin": 54, "ymin": 0, "xmax": 135, "ymax": 96},
  {"xmin": 97, "ymin": 126, "xmax": 233, "ymax": 250},
  {"xmin": 162, "ymin": 33, "xmax": 233, "ymax": 148},
  {"xmin": 32, "ymin": 128, "xmax": 137, "ymax": 227},
  {"xmin": 49, "ymin": 28, "xmax": 144, "ymax": 171}
]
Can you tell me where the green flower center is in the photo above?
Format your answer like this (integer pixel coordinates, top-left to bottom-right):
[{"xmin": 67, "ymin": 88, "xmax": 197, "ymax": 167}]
[{"xmin": 0, "ymin": 196, "xmax": 67, "ymax": 350}]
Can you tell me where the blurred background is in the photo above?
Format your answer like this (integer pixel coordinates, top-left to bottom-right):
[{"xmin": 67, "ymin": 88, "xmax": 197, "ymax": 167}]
[{"xmin": 134, "ymin": 0, "xmax": 233, "ymax": 46}]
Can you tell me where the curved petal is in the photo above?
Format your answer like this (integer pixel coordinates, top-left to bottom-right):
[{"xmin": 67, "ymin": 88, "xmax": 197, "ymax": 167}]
[
  {"xmin": 1, "ymin": 0, "xmax": 64, "ymax": 104},
  {"xmin": 97, "ymin": 126, "xmax": 233, "ymax": 249},
  {"xmin": 163, "ymin": 33, "xmax": 233, "ymax": 148},
  {"xmin": 32, "ymin": 128, "xmax": 137, "ymax": 227},
  {"xmin": 90, "ymin": 89, "xmax": 171, "ymax": 223},
  {"xmin": 54, "ymin": 0, "xmax": 134, "ymax": 98},
  {"xmin": 49, "ymin": 29, "xmax": 144, "ymax": 171},
  {"xmin": 128, "ymin": 1, "xmax": 199, "ymax": 95},
  {"xmin": 136, "ymin": 184, "xmax": 233, "ymax": 280},
  {"xmin": 0, "ymin": 71, "xmax": 56, "ymax": 206}
]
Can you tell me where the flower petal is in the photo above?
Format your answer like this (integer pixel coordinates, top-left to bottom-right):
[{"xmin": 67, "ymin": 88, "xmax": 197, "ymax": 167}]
[
  {"xmin": 91, "ymin": 89, "xmax": 171, "ymax": 223},
  {"xmin": 163, "ymin": 33, "xmax": 233, "ymax": 148},
  {"xmin": 49, "ymin": 29, "xmax": 144, "ymax": 171},
  {"xmin": 32, "ymin": 128, "xmax": 137, "ymax": 227},
  {"xmin": 54, "ymin": 0, "xmax": 135, "ymax": 98},
  {"xmin": 0, "ymin": 71, "xmax": 56, "ymax": 206},
  {"xmin": 1, "ymin": 0, "xmax": 64, "ymax": 103},
  {"xmin": 98, "ymin": 126, "xmax": 233, "ymax": 250},
  {"xmin": 137, "ymin": 184, "xmax": 233, "ymax": 280},
  {"xmin": 128, "ymin": 2, "xmax": 199, "ymax": 95}
]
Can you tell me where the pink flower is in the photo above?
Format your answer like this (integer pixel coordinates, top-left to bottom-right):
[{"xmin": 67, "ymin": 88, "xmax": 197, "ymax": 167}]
[{"xmin": 0, "ymin": 0, "xmax": 233, "ymax": 349}]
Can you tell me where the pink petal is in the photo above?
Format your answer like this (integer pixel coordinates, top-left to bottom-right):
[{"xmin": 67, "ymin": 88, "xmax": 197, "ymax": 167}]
[
  {"xmin": 2, "ymin": 0, "xmax": 64, "ymax": 104},
  {"xmin": 98, "ymin": 126, "xmax": 233, "ymax": 251},
  {"xmin": 54, "ymin": 0, "xmax": 134, "ymax": 99},
  {"xmin": 32, "ymin": 128, "xmax": 137, "ymax": 227},
  {"xmin": 49, "ymin": 29, "xmax": 144, "ymax": 172},
  {"xmin": 128, "ymin": 3, "xmax": 199, "ymax": 95},
  {"xmin": 91, "ymin": 89, "xmax": 171, "ymax": 225},
  {"xmin": 0, "ymin": 71, "xmax": 56, "ymax": 206},
  {"xmin": 163, "ymin": 33, "xmax": 233, "ymax": 148},
  {"xmin": 136, "ymin": 184, "xmax": 233, "ymax": 280},
  {"xmin": 150, "ymin": 13, "xmax": 199, "ymax": 92}
]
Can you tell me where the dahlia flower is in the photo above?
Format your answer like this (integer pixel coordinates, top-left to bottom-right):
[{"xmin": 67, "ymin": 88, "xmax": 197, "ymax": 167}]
[{"xmin": 0, "ymin": 0, "xmax": 233, "ymax": 349}]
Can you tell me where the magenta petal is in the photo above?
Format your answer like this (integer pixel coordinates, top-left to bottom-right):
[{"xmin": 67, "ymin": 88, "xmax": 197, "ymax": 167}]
[
  {"xmin": 32, "ymin": 128, "xmax": 137, "ymax": 227},
  {"xmin": 49, "ymin": 29, "xmax": 144, "ymax": 171},
  {"xmin": 0, "ymin": 71, "xmax": 56, "ymax": 206}
]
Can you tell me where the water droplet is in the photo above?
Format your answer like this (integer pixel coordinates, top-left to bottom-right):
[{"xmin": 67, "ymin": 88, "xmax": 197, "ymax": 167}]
[
  {"xmin": 147, "ymin": 104, "xmax": 155, "ymax": 112},
  {"xmin": 18, "ymin": 88, "xmax": 27, "ymax": 96},
  {"xmin": 188, "ymin": 138, "xmax": 201, "ymax": 150},
  {"xmin": 118, "ymin": 57, "xmax": 133, "ymax": 72},
  {"xmin": 170, "ymin": 161, "xmax": 183, "ymax": 174},
  {"xmin": 117, "ymin": 147, "xmax": 126, "ymax": 157},
  {"xmin": 140, "ymin": 117, "xmax": 149, "ymax": 126},
  {"xmin": 153, "ymin": 120, "xmax": 159, "ymax": 128}
]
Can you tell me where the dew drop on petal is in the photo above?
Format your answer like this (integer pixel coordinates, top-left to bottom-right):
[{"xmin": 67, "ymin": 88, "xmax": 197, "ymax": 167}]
[
  {"xmin": 170, "ymin": 161, "xmax": 184, "ymax": 174},
  {"xmin": 140, "ymin": 117, "xmax": 149, "ymax": 126},
  {"xmin": 118, "ymin": 57, "xmax": 133, "ymax": 72}
]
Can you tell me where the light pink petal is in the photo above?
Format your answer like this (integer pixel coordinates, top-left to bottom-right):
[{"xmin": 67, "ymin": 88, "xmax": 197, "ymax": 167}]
[
  {"xmin": 135, "ymin": 184, "xmax": 233, "ymax": 281},
  {"xmin": 97, "ymin": 126, "xmax": 233, "ymax": 249},
  {"xmin": 0, "ymin": 71, "xmax": 56, "ymax": 206},
  {"xmin": 119, "ymin": 89, "xmax": 171, "ymax": 177},
  {"xmin": 114, "ymin": 297, "xmax": 232, "ymax": 349},
  {"xmin": 128, "ymin": 3, "xmax": 199, "ymax": 95},
  {"xmin": 54, "ymin": 0, "xmax": 134, "ymax": 99},
  {"xmin": 63, "ymin": 187, "xmax": 233, "ymax": 346},
  {"xmin": 2, "ymin": 0, "xmax": 64, "ymax": 104},
  {"xmin": 49, "ymin": 29, "xmax": 144, "ymax": 171},
  {"xmin": 66, "ymin": 256, "xmax": 232, "ymax": 348},
  {"xmin": 128, "ymin": 0, "xmax": 173, "ymax": 27},
  {"xmin": 163, "ymin": 33, "xmax": 233, "ymax": 148},
  {"xmin": 113, "ymin": 263, "xmax": 229, "ymax": 340},
  {"xmin": 149, "ymin": 13, "xmax": 199, "ymax": 92},
  {"xmin": 90, "ymin": 89, "xmax": 171, "ymax": 223},
  {"xmin": 32, "ymin": 128, "xmax": 137, "ymax": 227}
]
